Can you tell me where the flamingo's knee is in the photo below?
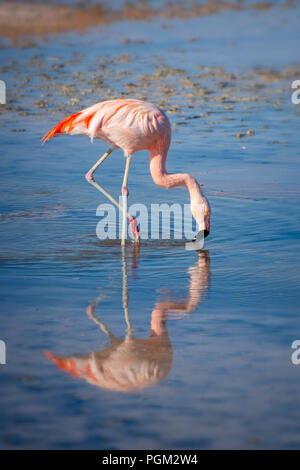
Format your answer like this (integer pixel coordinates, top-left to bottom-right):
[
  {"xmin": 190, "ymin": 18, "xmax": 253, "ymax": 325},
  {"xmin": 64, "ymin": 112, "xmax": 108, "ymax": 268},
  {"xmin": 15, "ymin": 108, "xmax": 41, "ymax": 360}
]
[
  {"xmin": 85, "ymin": 171, "xmax": 95, "ymax": 183},
  {"xmin": 122, "ymin": 185, "xmax": 129, "ymax": 196}
]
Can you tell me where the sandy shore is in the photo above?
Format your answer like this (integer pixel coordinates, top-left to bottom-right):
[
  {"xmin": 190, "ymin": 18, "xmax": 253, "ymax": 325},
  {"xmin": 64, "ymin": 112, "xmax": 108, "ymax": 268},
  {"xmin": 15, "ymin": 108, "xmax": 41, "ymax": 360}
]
[
  {"xmin": 0, "ymin": 2, "xmax": 112, "ymax": 37},
  {"xmin": 0, "ymin": 1, "xmax": 275, "ymax": 39}
]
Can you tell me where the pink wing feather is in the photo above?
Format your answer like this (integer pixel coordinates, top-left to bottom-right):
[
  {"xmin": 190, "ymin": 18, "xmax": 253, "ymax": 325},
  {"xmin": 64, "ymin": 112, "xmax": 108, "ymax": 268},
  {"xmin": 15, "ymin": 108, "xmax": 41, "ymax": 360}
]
[{"xmin": 41, "ymin": 99, "xmax": 171, "ymax": 154}]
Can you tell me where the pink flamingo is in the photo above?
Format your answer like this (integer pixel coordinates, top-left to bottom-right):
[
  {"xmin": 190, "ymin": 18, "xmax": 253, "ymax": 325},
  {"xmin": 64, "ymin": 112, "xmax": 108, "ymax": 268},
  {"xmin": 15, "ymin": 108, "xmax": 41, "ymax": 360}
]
[{"xmin": 42, "ymin": 98, "xmax": 211, "ymax": 245}]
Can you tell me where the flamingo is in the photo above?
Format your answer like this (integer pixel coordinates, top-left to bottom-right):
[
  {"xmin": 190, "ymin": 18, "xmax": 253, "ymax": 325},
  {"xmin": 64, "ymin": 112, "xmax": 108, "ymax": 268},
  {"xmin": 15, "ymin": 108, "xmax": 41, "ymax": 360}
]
[{"xmin": 42, "ymin": 98, "xmax": 211, "ymax": 245}]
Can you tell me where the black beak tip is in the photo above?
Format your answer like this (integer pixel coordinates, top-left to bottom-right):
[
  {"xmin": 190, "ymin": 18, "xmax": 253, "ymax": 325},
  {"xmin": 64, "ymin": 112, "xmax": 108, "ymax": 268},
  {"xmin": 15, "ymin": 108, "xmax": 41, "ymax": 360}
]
[{"xmin": 204, "ymin": 229, "xmax": 210, "ymax": 238}]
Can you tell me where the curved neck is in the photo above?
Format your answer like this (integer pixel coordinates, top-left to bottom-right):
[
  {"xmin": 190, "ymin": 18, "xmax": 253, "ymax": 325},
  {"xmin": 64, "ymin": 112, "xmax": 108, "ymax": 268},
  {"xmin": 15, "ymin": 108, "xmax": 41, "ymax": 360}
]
[{"xmin": 149, "ymin": 146, "xmax": 203, "ymax": 203}]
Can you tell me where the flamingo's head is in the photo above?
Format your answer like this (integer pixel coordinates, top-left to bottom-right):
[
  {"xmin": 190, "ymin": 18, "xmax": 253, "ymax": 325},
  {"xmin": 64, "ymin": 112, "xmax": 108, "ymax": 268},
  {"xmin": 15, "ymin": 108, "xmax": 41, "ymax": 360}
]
[{"xmin": 191, "ymin": 194, "xmax": 211, "ymax": 238}]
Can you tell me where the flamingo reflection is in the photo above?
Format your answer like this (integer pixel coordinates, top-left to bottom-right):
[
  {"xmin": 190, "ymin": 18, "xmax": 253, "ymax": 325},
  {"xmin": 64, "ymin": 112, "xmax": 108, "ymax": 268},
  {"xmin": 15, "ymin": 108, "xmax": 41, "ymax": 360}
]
[{"xmin": 45, "ymin": 247, "xmax": 210, "ymax": 392}]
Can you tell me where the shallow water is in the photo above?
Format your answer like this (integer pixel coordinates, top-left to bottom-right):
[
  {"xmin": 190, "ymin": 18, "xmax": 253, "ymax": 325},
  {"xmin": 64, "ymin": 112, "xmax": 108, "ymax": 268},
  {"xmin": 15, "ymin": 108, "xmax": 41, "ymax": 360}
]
[{"xmin": 0, "ymin": 2, "xmax": 300, "ymax": 449}]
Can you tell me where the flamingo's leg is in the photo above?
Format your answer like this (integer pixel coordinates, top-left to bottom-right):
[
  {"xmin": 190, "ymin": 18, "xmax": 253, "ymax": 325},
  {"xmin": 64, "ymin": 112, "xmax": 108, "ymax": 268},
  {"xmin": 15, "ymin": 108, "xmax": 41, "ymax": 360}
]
[
  {"xmin": 85, "ymin": 147, "xmax": 114, "ymax": 183},
  {"xmin": 122, "ymin": 245, "xmax": 134, "ymax": 339},
  {"xmin": 85, "ymin": 147, "xmax": 131, "ymax": 222},
  {"xmin": 121, "ymin": 156, "xmax": 132, "ymax": 246},
  {"xmin": 121, "ymin": 156, "xmax": 140, "ymax": 245},
  {"xmin": 86, "ymin": 300, "xmax": 118, "ymax": 343}
]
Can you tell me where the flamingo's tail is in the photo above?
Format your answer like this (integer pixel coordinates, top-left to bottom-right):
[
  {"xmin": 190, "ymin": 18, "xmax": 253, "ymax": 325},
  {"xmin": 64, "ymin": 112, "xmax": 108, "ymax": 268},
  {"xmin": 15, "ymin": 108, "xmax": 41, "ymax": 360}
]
[
  {"xmin": 44, "ymin": 350, "xmax": 80, "ymax": 377},
  {"xmin": 41, "ymin": 111, "xmax": 82, "ymax": 144}
]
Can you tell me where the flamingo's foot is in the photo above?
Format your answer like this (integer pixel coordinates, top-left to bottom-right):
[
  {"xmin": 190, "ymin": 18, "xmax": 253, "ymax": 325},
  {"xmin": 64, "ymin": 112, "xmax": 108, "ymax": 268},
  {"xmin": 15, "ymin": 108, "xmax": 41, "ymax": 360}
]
[
  {"xmin": 85, "ymin": 171, "xmax": 95, "ymax": 183},
  {"xmin": 129, "ymin": 217, "xmax": 140, "ymax": 242},
  {"xmin": 122, "ymin": 185, "xmax": 129, "ymax": 196}
]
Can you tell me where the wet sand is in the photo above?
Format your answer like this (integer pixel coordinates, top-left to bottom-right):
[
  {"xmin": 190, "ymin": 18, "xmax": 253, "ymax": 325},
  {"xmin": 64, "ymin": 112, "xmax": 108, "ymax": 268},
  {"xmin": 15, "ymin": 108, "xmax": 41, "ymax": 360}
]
[{"xmin": 0, "ymin": 0, "xmax": 277, "ymax": 38}]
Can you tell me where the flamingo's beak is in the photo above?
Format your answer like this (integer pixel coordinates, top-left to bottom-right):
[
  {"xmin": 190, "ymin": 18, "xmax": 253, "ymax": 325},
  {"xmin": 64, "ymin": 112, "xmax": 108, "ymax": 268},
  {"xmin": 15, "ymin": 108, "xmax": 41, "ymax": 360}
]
[{"xmin": 204, "ymin": 216, "xmax": 210, "ymax": 238}]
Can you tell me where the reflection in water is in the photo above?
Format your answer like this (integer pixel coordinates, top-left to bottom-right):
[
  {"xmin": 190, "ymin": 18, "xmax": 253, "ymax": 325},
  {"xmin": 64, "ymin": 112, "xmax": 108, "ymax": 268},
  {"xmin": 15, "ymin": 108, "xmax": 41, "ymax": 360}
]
[{"xmin": 46, "ymin": 247, "xmax": 210, "ymax": 393}]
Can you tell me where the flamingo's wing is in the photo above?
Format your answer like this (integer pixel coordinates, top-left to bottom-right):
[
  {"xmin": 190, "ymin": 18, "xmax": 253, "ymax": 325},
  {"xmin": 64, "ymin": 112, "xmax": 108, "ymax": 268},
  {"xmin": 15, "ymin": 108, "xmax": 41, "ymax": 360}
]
[
  {"xmin": 41, "ymin": 99, "xmax": 171, "ymax": 154},
  {"xmin": 41, "ymin": 101, "xmax": 106, "ymax": 143},
  {"xmin": 41, "ymin": 99, "xmax": 142, "ymax": 144}
]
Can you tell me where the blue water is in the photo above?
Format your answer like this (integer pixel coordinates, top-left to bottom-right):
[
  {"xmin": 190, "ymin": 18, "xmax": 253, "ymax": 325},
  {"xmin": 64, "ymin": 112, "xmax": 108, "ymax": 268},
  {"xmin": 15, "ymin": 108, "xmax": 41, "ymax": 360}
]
[{"xmin": 0, "ymin": 2, "xmax": 300, "ymax": 449}]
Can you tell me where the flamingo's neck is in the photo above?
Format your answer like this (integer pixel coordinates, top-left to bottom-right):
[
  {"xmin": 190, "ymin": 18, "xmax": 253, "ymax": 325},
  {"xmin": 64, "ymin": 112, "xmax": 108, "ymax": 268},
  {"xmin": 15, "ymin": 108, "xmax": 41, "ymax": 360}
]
[{"xmin": 149, "ymin": 146, "xmax": 204, "ymax": 205}]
